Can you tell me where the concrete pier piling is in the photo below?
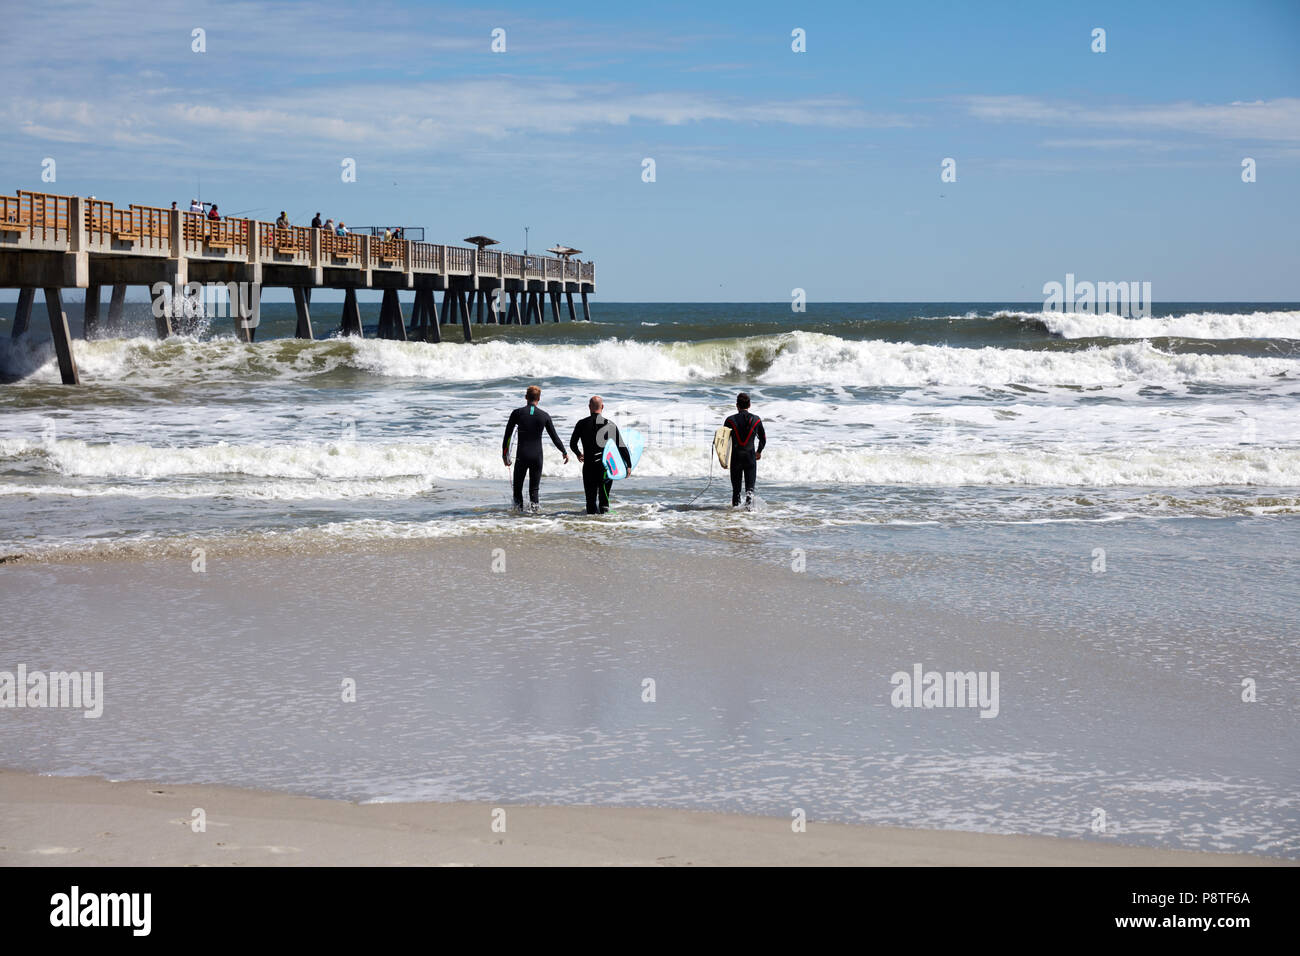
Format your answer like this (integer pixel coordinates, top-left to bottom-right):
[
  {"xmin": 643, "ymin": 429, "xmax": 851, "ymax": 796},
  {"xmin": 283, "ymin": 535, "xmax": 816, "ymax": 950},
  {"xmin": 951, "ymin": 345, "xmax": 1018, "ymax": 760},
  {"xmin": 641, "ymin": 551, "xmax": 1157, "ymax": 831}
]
[
  {"xmin": 1, "ymin": 188, "xmax": 595, "ymax": 380},
  {"xmin": 83, "ymin": 283, "xmax": 100, "ymax": 339},
  {"xmin": 292, "ymin": 286, "xmax": 313, "ymax": 340},
  {"xmin": 340, "ymin": 288, "xmax": 363, "ymax": 337},
  {"xmin": 456, "ymin": 289, "xmax": 473, "ymax": 343},
  {"xmin": 420, "ymin": 288, "xmax": 440, "ymax": 343},
  {"xmin": 107, "ymin": 284, "xmax": 125, "ymax": 333},
  {"xmin": 10, "ymin": 287, "xmax": 34, "ymax": 338},
  {"xmin": 43, "ymin": 287, "xmax": 79, "ymax": 384}
]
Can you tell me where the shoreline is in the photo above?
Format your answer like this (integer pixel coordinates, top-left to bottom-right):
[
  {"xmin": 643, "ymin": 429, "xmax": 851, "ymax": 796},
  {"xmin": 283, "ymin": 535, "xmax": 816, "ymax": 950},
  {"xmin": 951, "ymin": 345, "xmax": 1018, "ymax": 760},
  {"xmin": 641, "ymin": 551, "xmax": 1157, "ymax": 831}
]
[
  {"xmin": 1, "ymin": 768, "xmax": 1285, "ymax": 867},
  {"xmin": 3, "ymin": 540, "xmax": 1296, "ymax": 861}
]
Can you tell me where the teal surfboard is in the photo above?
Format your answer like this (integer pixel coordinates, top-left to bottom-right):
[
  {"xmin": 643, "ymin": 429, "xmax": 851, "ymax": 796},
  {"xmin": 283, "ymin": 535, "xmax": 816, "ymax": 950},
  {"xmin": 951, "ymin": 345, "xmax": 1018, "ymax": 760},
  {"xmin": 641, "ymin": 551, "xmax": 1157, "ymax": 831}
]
[{"xmin": 603, "ymin": 428, "xmax": 644, "ymax": 480}]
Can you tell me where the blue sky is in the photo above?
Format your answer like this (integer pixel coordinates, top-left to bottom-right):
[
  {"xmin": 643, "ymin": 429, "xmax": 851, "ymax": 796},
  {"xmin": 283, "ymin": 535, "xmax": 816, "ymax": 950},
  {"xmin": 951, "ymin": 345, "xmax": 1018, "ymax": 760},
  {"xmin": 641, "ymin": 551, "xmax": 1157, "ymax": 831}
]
[{"xmin": 2, "ymin": 0, "xmax": 1297, "ymax": 300}]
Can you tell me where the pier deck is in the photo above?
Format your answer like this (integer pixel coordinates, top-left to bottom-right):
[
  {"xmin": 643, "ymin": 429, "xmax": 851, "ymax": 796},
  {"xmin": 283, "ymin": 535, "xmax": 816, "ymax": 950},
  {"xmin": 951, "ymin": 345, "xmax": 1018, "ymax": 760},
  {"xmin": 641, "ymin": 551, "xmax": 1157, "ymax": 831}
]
[{"xmin": 1, "ymin": 189, "xmax": 596, "ymax": 383}]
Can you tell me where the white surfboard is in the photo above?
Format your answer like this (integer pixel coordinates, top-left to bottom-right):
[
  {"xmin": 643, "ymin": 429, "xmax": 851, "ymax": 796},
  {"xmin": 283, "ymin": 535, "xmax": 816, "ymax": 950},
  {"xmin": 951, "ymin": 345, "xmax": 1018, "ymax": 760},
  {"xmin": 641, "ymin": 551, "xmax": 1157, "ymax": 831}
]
[{"xmin": 713, "ymin": 426, "xmax": 732, "ymax": 469}]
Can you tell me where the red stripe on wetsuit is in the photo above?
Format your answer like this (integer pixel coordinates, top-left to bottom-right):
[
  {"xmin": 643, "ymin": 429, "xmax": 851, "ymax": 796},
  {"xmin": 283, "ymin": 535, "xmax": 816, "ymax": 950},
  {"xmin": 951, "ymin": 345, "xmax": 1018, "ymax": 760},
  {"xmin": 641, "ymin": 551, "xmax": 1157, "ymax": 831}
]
[{"xmin": 730, "ymin": 415, "xmax": 761, "ymax": 448}]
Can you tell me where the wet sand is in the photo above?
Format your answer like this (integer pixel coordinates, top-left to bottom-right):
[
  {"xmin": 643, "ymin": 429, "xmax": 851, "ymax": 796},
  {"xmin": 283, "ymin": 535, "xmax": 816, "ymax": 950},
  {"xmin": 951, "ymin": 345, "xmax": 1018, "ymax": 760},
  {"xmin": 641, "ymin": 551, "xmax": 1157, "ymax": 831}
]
[
  {"xmin": 2, "ymin": 533, "xmax": 1294, "ymax": 862},
  {"xmin": 0, "ymin": 769, "xmax": 1277, "ymax": 866}
]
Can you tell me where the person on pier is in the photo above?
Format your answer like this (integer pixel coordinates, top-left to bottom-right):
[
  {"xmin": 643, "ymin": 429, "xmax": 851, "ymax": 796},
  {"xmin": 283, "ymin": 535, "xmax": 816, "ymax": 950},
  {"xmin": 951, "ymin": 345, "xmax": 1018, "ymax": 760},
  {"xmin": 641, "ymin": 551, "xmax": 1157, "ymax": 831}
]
[
  {"xmin": 503, "ymin": 385, "xmax": 568, "ymax": 514},
  {"xmin": 569, "ymin": 395, "xmax": 631, "ymax": 515}
]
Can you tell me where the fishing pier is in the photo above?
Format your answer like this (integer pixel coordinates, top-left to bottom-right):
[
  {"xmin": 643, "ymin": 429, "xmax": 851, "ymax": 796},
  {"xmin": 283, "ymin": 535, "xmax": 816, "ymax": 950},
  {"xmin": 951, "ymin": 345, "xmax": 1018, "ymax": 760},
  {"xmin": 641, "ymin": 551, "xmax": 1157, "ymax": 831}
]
[{"xmin": 1, "ymin": 189, "xmax": 597, "ymax": 384}]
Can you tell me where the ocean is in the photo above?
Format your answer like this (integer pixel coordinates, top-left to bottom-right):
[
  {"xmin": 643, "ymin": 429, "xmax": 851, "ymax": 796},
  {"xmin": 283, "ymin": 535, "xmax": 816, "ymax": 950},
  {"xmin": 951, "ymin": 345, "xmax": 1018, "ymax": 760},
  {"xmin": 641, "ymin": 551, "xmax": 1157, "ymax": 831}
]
[{"xmin": 1, "ymin": 301, "xmax": 1297, "ymax": 856}]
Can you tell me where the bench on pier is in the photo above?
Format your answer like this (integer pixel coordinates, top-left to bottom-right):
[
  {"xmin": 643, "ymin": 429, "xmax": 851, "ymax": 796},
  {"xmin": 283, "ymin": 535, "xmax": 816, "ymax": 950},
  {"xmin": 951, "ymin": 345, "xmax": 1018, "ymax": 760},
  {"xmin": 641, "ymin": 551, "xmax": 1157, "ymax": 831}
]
[
  {"xmin": 112, "ymin": 232, "xmax": 139, "ymax": 243},
  {"xmin": 0, "ymin": 220, "xmax": 29, "ymax": 233},
  {"xmin": 378, "ymin": 256, "xmax": 402, "ymax": 265},
  {"xmin": 204, "ymin": 239, "xmax": 233, "ymax": 250}
]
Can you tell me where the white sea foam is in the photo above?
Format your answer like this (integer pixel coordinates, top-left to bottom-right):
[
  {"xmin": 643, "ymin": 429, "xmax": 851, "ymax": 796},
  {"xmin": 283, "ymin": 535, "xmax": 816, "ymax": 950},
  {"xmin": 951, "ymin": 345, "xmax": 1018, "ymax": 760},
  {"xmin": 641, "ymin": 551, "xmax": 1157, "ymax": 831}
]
[
  {"xmin": 5, "ymin": 331, "xmax": 1297, "ymax": 388},
  {"xmin": 1020, "ymin": 309, "xmax": 1300, "ymax": 340},
  {"xmin": 756, "ymin": 335, "xmax": 1298, "ymax": 387},
  {"xmin": 5, "ymin": 437, "xmax": 1299, "ymax": 490}
]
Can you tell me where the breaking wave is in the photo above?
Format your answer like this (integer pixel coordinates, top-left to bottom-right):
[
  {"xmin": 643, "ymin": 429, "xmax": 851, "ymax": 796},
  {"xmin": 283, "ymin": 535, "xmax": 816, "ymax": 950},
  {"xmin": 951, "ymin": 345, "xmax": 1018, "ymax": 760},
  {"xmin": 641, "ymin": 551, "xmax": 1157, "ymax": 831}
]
[
  {"xmin": 5, "ymin": 437, "xmax": 1299, "ymax": 491},
  {"xmin": 3, "ymin": 331, "xmax": 1297, "ymax": 389}
]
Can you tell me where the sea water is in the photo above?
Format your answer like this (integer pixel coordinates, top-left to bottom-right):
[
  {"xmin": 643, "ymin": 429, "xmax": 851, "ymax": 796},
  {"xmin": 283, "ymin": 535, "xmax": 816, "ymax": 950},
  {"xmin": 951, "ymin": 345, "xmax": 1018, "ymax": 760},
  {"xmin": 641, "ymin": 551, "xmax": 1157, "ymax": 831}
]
[{"xmin": 1, "ymin": 301, "xmax": 1296, "ymax": 855}]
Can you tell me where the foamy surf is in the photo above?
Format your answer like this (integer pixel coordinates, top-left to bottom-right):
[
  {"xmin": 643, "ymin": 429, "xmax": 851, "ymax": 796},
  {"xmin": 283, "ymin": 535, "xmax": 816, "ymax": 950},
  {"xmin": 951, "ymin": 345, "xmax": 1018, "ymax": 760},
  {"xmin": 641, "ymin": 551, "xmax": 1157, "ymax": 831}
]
[
  {"xmin": 5, "ymin": 437, "xmax": 1300, "ymax": 489},
  {"xmin": 4, "ymin": 330, "xmax": 1297, "ymax": 388},
  {"xmin": 1011, "ymin": 309, "xmax": 1300, "ymax": 341}
]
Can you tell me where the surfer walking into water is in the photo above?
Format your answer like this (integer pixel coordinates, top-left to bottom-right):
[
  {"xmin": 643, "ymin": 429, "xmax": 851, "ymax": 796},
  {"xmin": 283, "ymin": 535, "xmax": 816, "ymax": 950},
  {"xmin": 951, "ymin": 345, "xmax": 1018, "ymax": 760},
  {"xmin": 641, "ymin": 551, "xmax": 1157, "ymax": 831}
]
[
  {"xmin": 723, "ymin": 392, "xmax": 766, "ymax": 509},
  {"xmin": 570, "ymin": 395, "xmax": 631, "ymax": 514},
  {"xmin": 503, "ymin": 385, "xmax": 568, "ymax": 513}
]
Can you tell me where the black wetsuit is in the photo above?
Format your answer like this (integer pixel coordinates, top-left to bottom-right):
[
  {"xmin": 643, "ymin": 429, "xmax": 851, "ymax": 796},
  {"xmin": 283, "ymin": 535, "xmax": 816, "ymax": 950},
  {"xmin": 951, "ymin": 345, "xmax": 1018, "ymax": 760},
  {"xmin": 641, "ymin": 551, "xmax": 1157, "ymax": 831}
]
[
  {"xmin": 569, "ymin": 414, "xmax": 631, "ymax": 514},
  {"xmin": 723, "ymin": 410, "xmax": 766, "ymax": 506},
  {"xmin": 503, "ymin": 404, "xmax": 565, "ymax": 507}
]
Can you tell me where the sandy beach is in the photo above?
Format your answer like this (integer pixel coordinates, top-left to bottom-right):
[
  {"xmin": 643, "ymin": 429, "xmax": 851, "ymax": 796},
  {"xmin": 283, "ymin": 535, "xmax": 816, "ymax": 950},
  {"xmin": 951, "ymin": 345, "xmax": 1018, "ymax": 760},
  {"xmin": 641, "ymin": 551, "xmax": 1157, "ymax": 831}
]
[
  {"xmin": 2, "ymin": 768, "xmax": 1281, "ymax": 866},
  {"xmin": 3, "ymin": 534, "xmax": 1295, "ymax": 864}
]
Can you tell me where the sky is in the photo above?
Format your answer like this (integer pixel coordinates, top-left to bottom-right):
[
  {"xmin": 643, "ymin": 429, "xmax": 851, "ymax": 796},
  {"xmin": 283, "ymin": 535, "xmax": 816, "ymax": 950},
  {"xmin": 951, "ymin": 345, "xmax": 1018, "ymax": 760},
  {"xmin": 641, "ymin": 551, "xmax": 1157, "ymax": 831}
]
[{"xmin": 2, "ymin": 0, "xmax": 1297, "ymax": 301}]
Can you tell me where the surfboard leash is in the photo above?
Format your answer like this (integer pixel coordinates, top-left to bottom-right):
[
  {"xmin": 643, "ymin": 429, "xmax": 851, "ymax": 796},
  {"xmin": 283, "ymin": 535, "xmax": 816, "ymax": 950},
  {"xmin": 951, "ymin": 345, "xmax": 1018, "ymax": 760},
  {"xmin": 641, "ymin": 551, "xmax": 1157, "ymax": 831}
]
[{"xmin": 685, "ymin": 441, "xmax": 715, "ymax": 507}]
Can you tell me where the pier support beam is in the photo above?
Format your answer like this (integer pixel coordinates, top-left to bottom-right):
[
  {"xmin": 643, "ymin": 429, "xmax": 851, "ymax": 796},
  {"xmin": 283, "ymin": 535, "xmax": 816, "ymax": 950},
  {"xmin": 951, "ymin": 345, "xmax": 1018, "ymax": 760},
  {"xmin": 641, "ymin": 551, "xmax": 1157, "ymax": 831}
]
[
  {"xmin": 419, "ymin": 289, "xmax": 440, "ymax": 343},
  {"xmin": 235, "ymin": 282, "xmax": 259, "ymax": 343},
  {"xmin": 11, "ymin": 287, "xmax": 35, "ymax": 338},
  {"xmin": 376, "ymin": 292, "xmax": 390, "ymax": 338},
  {"xmin": 83, "ymin": 284, "xmax": 101, "ymax": 339},
  {"xmin": 440, "ymin": 290, "xmax": 452, "ymax": 326},
  {"xmin": 341, "ymin": 288, "xmax": 363, "ymax": 337},
  {"xmin": 408, "ymin": 291, "xmax": 423, "ymax": 336},
  {"xmin": 476, "ymin": 289, "xmax": 485, "ymax": 324},
  {"xmin": 507, "ymin": 290, "xmax": 520, "ymax": 325},
  {"xmin": 292, "ymin": 286, "xmax": 314, "ymax": 340},
  {"xmin": 43, "ymin": 288, "xmax": 80, "ymax": 384},
  {"xmin": 566, "ymin": 291, "xmax": 577, "ymax": 322},
  {"xmin": 108, "ymin": 283, "xmax": 126, "ymax": 333},
  {"xmin": 549, "ymin": 291, "xmax": 561, "ymax": 323},
  {"xmin": 391, "ymin": 291, "xmax": 407, "ymax": 341},
  {"xmin": 458, "ymin": 290, "xmax": 473, "ymax": 343},
  {"xmin": 377, "ymin": 289, "xmax": 398, "ymax": 339},
  {"xmin": 581, "ymin": 290, "xmax": 592, "ymax": 321},
  {"xmin": 531, "ymin": 292, "xmax": 543, "ymax": 325}
]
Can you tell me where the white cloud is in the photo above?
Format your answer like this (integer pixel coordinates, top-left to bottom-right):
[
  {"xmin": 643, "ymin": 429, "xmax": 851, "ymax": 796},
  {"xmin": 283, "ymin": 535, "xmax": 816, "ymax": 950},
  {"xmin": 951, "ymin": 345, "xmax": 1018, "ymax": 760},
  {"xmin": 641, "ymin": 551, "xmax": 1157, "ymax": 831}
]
[
  {"xmin": 4, "ymin": 81, "xmax": 908, "ymax": 155},
  {"xmin": 962, "ymin": 95, "xmax": 1300, "ymax": 142}
]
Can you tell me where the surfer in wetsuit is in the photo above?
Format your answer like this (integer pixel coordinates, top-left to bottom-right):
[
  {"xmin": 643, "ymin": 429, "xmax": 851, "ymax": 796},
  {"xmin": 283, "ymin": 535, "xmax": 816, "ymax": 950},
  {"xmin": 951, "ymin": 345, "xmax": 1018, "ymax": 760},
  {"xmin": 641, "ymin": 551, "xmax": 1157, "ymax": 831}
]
[
  {"xmin": 723, "ymin": 392, "xmax": 766, "ymax": 508},
  {"xmin": 569, "ymin": 395, "xmax": 631, "ymax": 514},
  {"xmin": 502, "ymin": 385, "xmax": 568, "ymax": 512}
]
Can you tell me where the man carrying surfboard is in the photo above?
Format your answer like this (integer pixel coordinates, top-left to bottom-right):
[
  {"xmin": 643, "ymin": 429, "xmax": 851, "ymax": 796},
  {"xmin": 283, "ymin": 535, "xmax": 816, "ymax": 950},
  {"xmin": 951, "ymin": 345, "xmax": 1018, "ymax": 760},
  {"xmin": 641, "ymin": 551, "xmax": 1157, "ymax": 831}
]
[
  {"xmin": 722, "ymin": 392, "xmax": 766, "ymax": 509},
  {"xmin": 503, "ymin": 385, "xmax": 568, "ymax": 513},
  {"xmin": 569, "ymin": 395, "xmax": 631, "ymax": 514}
]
